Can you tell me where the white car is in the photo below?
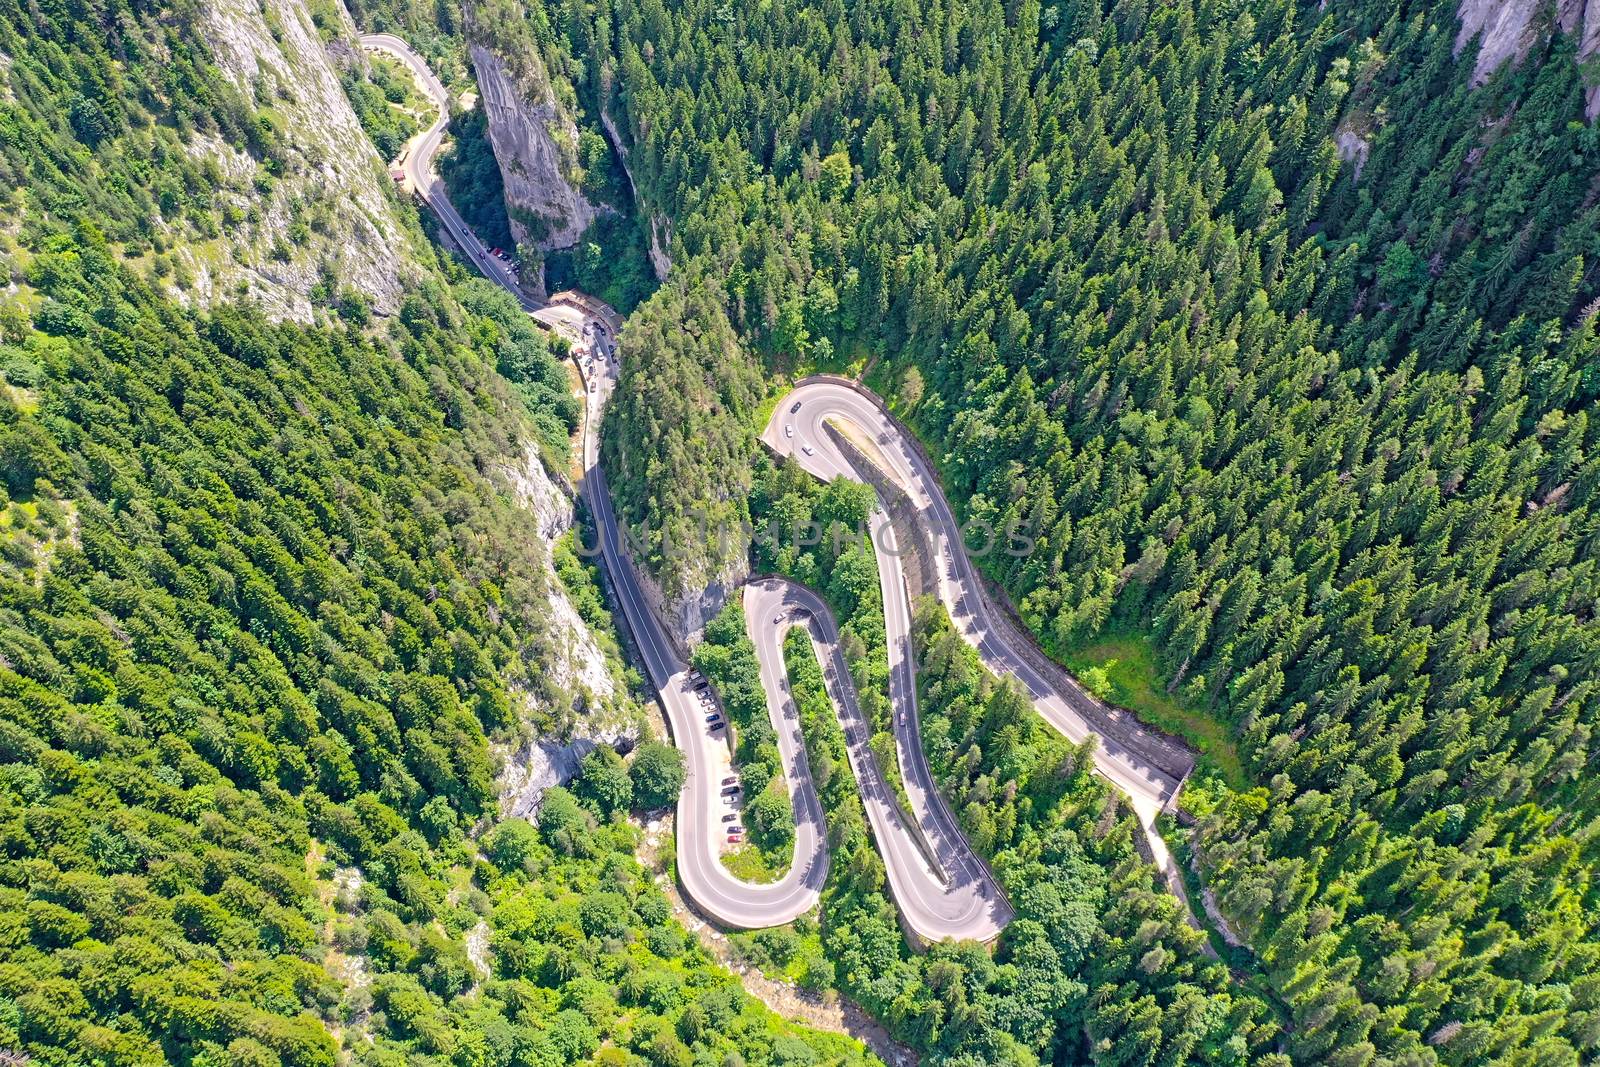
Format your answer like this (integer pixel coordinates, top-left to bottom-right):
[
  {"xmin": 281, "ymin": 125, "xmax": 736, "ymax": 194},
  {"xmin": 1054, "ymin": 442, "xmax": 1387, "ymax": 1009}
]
[
  {"xmin": 785, "ymin": 425, "xmax": 794, "ymax": 438},
  {"xmin": 801, "ymin": 445, "xmax": 815, "ymax": 457}
]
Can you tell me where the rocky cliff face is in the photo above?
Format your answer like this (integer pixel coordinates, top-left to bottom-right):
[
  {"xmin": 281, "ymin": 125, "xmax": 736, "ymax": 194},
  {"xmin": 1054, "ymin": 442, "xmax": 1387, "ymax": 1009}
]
[
  {"xmin": 190, "ymin": 0, "xmax": 635, "ymax": 811},
  {"xmin": 465, "ymin": 34, "xmax": 600, "ymax": 259},
  {"xmin": 499, "ymin": 445, "xmax": 618, "ymax": 701},
  {"xmin": 1456, "ymin": 0, "xmax": 1600, "ymax": 117},
  {"xmin": 640, "ymin": 550, "xmax": 747, "ymax": 653},
  {"xmin": 1335, "ymin": 126, "xmax": 1370, "ymax": 182},
  {"xmin": 599, "ymin": 101, "xmax": 672, "ymax": 281},
  {"xmin": 494, "ymin": 445, "xmax": 641, "ymax": 816},
  {"xmin": 1559, "ymin": 0, "xmax": 1600, "ymax": 117},
  {"xmin": 187, "ymin": 0, "xmax": 421, "ymax": 320}
]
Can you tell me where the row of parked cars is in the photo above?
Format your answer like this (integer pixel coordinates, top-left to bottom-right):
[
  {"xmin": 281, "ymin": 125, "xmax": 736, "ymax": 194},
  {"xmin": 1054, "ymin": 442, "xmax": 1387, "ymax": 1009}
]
[
  {"xmin": 689, "ymin": 670, "xmax": 724, "ymax": 734},
  {"xmin": 688, "ymin": 670, "xmax": 745, "ymax": 846},
  {"xmin": 487, "ymin": 247, "xmax": 519, "ymax": 277},
  {"xmin": 721, "ymin": 774, "xmax": 744, "ymax": 845}
]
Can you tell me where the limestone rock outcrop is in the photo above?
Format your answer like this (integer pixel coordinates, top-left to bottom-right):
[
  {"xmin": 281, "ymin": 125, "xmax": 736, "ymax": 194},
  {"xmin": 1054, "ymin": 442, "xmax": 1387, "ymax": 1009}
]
[
  {"xmin": 1455, "ymin": 0, "xmax": 1600, "ymax": 118},
  {"xmin": 189, "ymin": 0, "xmax": 420, "ymax": 320},
  {"xmin": 464, "ymin": 6, "xmax": 601, "ymax": 257}
]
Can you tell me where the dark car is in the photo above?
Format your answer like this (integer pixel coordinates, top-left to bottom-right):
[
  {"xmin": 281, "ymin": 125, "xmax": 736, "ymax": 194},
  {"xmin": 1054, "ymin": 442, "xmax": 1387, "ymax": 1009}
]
[{"xmin": 790, "ymin": 401, "xmax": 802, "ymax": 413}]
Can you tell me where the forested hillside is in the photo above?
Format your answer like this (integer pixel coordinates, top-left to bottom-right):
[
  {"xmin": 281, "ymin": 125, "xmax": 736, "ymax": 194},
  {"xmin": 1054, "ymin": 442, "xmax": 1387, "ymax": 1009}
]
[
  {"xmin": 598, "ymin": 281, "xmax": 763, "ymax": 634},
  {"xmin": 572, "ymin": 0, "xmax": 1600, "ymax": 1062},
  {"xmin": 0, "ymin": 231, "xmax": 564, "ymax": 1063},
  {"xmin": 0, "ymin": 3, "xmax": 891, "ymax": 1064},
  {"xmin": 4, "ymin": 0, "xmax": 437, "ymax": 319}
]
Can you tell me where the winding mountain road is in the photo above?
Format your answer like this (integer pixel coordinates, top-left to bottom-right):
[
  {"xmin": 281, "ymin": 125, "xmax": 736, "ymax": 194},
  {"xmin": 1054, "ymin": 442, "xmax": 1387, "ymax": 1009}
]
[
  {"xmin": 746, "ymin": 580, "xmax": 1010, "ymax": 943},
  {"xmin": 578, "ymin": 383, "xmax": 832, "ymax": 927},
  {"xmin": 361, "ymin": 33, "xmax": 1179, "ymax": 940},
  {"xmin": 764, "ymin": 380, "xmax": 1196, "ymax": 903},
  {"xmin": 359, "ymin": 34, "xmax": 531, "ymax": 304},
  {"xmin": 359, "ymin": 31, "xmax": 838, "ymax": 930}
]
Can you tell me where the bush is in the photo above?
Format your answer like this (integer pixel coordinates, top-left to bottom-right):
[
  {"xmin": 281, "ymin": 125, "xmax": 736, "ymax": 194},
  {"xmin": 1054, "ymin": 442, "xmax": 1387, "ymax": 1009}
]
[
  {"xmin": 538, "ymin": 787, "xmax": 593, "ymax": 855},
  {"xmin": 747, "ymin": 786, "xmax": 795, "ymax": 849},
  {"xmin": 629, "ymin": 741, "xmax": 685, "ymax": 810},
  {"xmin": 484, "ymin": 817, "xmax": 541, "ymax": 872},
  {"xmin": 577, "ymin": 745, "xmax": 634, "ymax": 816}
]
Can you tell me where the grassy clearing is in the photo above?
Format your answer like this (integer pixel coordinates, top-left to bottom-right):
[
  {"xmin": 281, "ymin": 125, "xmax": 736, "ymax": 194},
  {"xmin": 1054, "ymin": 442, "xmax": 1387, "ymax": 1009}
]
[
  {"xmin": 752, "ymin": 385, "xmax": 786, "ymax": 438},
  {"xmin": 720, "ymin": 842, "xmax": 786, "ymax": 884},
  {"xmin": 1061, "ymin": 627, "xmax": 1249, "ymax": 791}
]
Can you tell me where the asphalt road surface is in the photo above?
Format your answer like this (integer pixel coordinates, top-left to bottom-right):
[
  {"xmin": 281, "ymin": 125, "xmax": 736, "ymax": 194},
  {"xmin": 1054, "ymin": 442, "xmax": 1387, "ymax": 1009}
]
[
  {"xmin": 360, "ymin": 32, "xmax": 831, "ymax": 928},
  {"xmin": 763, "ymin": 379, "xmax": 1196, "ymax": 904},
  {"xmin": 571, "ymin": 300, "xmax": 833, "ymax": 932},
  {"xmin": 359, "ymin": 34, "xmax": 532, "ymax": 304},
  {"xmin": 745, "ymin": 579, "xmax": 1010, "ymax": 943}
]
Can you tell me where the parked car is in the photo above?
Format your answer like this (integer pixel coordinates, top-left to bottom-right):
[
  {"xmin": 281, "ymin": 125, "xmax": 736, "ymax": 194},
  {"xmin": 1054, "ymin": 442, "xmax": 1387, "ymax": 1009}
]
[
  {"xmin": 727, "ymin": 834, "xmax": 743, "ymax": 844},
  {"xmin": 722, "ymin": 776, "xmax": 738, "ymax": 786},
  {"xmin": 722, "ymin": 813, "xmax": 737, "ymax": 822},
  {"xmin": 726, "ymin": 825, "xmax": 744, "ymax": 835},
  {"xmin": 721, "ymin": 785, "xmax": 741, "ymax": 796},
  {"xmin": 705, "ymin": 713, "xmax": 721, "ymax": 724}
]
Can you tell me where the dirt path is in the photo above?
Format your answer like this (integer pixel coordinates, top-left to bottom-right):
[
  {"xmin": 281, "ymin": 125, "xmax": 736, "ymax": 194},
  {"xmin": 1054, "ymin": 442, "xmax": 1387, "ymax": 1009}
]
[
  {"xmin": 636, "ymin": 816, "xmax": 917, "ymax": 1067},
  {"xmin": 305, "ymin": 842, "xmax": 372, "ymax": 1055}
]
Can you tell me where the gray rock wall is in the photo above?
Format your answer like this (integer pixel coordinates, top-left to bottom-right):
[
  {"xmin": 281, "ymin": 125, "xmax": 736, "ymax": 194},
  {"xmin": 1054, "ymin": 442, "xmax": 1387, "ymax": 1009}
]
[
  {"xmin": 467, "ymin": 42, "xmax": 600, "ymax": 254},
  {"xmin": 1455, "ymin": 0, "xmax": 1600, "ymax": 118},
  {"xmin": 190, "ymin": 0, "xmax": 420, "ymax": 320}
]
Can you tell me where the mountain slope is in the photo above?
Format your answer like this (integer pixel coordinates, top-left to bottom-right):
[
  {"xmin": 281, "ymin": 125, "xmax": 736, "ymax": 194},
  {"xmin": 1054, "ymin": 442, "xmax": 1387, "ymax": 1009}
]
[
  {"xmin": 0, "ymin": 4, "xmax": 889, "ymax": 1066},
  {"xmin": 563, "ymin": 0, "xmax": 1600, "ymax": 1062}
]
